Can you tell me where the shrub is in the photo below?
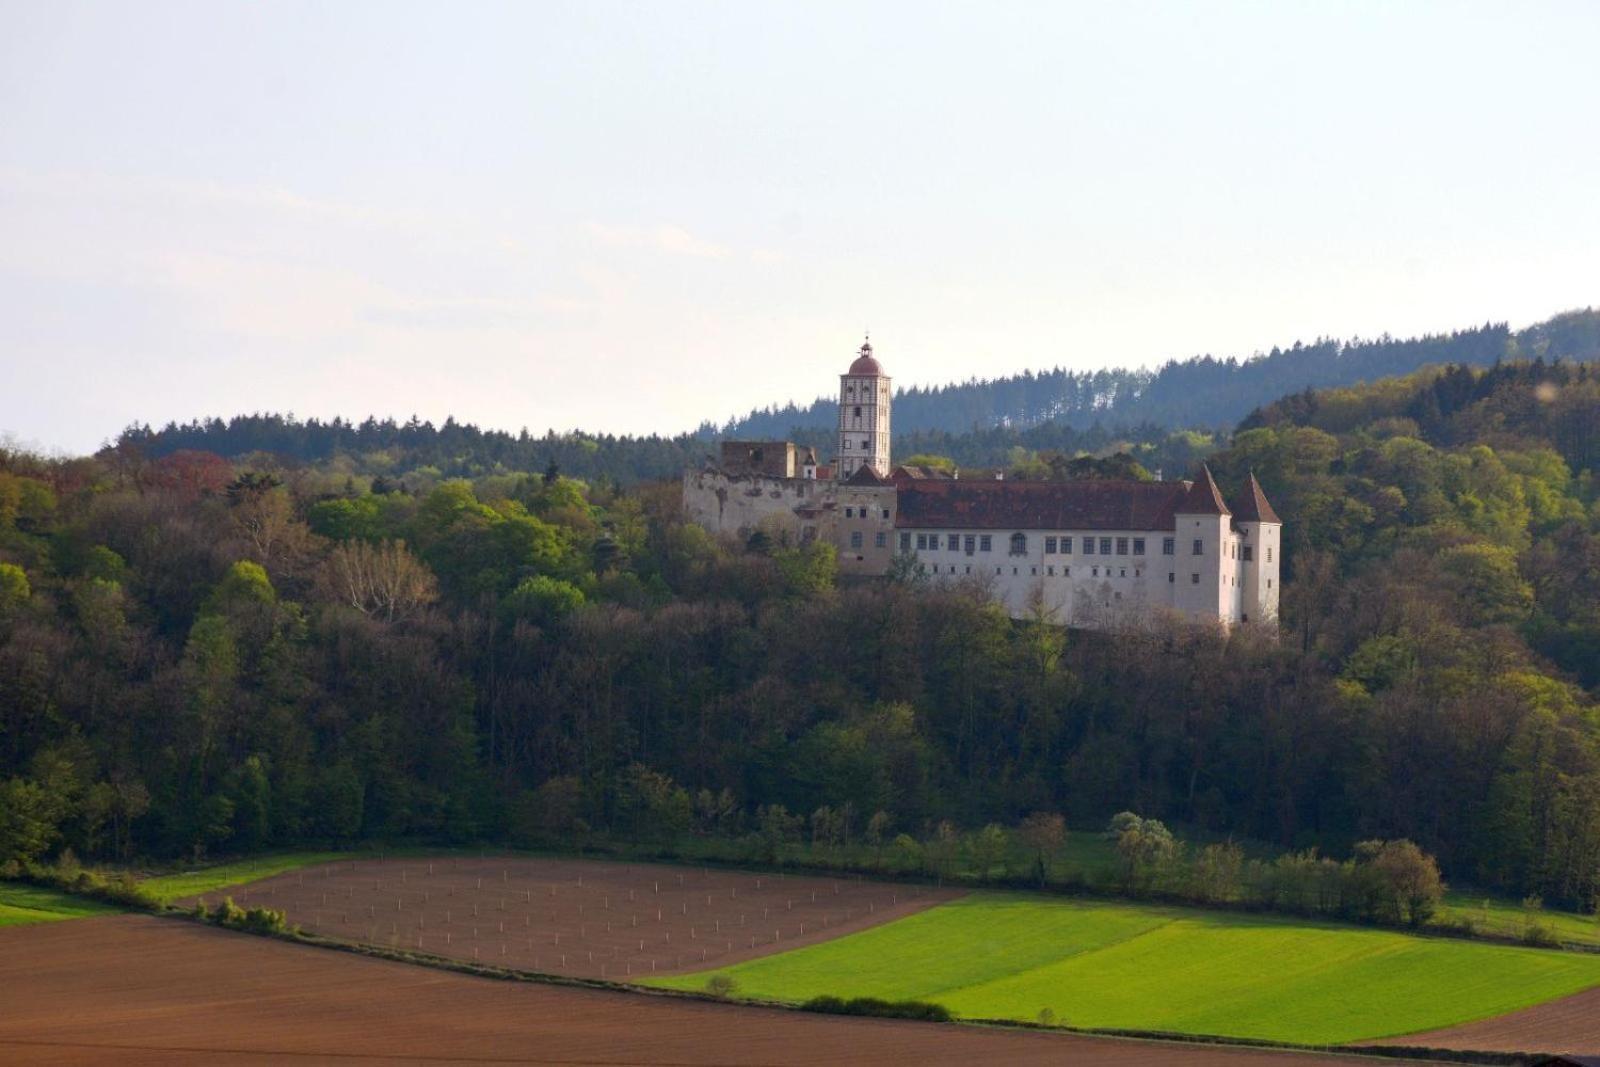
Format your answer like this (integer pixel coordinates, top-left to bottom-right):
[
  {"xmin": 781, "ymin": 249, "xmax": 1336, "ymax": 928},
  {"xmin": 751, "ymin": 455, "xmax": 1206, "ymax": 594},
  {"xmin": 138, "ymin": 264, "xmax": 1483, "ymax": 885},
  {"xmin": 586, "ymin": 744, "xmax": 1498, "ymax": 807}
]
[
  {"xmin": 704, "ymin": 975, "xmax": 737, "ymax": 998},
  {"xmin": 800, "ymin": 995, "xmax": 952, "ymax": 1022}
]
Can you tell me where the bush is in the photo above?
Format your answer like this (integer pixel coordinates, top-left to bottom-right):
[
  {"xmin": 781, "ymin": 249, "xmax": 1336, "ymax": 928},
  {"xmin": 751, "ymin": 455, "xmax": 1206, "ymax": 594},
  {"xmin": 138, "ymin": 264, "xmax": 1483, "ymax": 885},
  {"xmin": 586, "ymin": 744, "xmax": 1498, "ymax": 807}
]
[
  {"xmin": 704, "ymin": 974, "xmax": 737, "ymax": 998},
  {"xmin": 800, "ymin": 995, "xmax": 952, "ymax": 1022},
  {"xmin": 11, "ymin": 861, "xmax": 157, "ymax": 910},
  {"xmin": 207, "ymin": 895, "xmax": 289, "ymax": 935}
]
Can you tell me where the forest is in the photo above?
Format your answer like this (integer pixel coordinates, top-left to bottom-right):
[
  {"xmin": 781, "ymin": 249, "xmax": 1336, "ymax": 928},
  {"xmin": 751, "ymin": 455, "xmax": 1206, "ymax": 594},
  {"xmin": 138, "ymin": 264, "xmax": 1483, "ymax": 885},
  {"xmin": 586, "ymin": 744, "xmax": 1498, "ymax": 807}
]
[{"xmin": 2, "ymin": 359, "xmax": 1599, "ymax": 913}]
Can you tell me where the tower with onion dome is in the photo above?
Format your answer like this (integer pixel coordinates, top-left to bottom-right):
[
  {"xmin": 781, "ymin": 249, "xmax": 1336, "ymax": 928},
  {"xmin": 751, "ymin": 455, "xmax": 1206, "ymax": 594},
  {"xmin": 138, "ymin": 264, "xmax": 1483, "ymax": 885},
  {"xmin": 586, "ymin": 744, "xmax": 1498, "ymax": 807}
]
[{"xmin": 837, "ymin": 336, "xmax": 892, "ymax": 478}]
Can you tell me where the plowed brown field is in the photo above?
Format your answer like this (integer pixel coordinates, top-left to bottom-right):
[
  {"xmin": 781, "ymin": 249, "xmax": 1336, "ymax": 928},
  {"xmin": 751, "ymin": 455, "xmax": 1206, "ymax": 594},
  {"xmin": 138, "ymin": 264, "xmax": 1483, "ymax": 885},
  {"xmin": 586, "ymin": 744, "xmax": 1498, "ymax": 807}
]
[
  {"xmin": 1366, "ymin": 983, "xmax": 1600, "ymax": 1055},
  {"xmin": 193, "ymin": 856, "xmax": 958, "ymax": 979},
  {"xmin": 0, "ymin": 915, "xmax": 1413, "ymax": 1065}
]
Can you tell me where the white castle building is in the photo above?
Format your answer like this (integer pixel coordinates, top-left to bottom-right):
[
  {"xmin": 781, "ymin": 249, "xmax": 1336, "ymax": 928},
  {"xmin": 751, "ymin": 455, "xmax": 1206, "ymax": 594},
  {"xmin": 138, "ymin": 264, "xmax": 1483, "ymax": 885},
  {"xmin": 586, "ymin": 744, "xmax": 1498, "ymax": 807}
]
[{"xmin": 683, "ymin": 339, "xmax": 1281, "ymax": 629}]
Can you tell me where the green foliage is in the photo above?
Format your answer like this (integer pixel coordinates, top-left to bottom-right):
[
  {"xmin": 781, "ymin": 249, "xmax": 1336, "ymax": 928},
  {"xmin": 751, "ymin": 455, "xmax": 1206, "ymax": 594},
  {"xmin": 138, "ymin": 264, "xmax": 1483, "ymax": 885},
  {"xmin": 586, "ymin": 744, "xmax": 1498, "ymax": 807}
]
[
  {"xmin": 0, "ymin": 562, "xmax": 30, "ymax": 609},
  {"xmin": 800, "ymin": 995, "xmax": 952, "ymax": 1022},
  {"xmin": 502, "ymin": 574, "xmax": 585, "ymax": 625}
]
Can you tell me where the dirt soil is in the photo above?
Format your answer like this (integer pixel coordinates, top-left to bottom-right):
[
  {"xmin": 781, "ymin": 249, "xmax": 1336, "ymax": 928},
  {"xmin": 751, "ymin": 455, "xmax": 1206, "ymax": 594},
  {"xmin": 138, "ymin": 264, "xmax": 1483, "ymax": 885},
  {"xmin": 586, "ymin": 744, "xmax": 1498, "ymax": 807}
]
[
  {"xmin": 191, "ymin": 856, "xmax": 961, "ymax": 980},
  {"xmin": 1362, "ymin": 982, "xmax": 1600, "ymax": 1055},
  {"xmin": 0, "ymin": 914, "xmax": 1410, "ymax": 1065}
]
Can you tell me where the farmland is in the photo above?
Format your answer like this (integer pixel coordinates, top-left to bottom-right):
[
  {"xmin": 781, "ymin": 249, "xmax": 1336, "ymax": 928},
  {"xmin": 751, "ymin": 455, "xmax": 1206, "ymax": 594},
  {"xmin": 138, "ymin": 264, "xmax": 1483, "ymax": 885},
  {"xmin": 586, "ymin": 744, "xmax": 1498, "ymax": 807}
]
[
  {"xmin": 649, "ymin": 892, "xmax": 1600, "ymax": 1045},
  {"xmin": 0, "ymin": 914, "xmax": 1383, "ymax": 1066},
  {"xmin": 202, "ymin": 855, "xmax": 958, "ymax": 978}
]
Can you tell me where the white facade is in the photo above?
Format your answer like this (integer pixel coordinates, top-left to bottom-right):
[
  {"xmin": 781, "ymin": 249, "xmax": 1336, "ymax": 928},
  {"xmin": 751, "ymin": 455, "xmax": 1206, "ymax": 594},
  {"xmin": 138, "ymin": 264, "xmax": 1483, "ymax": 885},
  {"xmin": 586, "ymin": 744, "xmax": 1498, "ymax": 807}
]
[{"xmin": 894, "ymin": 468, "xmax": 1282, "ymax": 630}]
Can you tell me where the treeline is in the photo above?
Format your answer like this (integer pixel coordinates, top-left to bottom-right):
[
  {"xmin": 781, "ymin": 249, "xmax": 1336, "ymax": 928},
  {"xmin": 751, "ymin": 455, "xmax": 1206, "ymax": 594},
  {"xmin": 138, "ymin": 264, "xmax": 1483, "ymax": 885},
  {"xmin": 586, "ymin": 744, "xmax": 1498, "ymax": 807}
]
[
  {"xmin": 723, "ymin": 308, "xmax": 1600, "ymax": 440},
  {"xmin": 2, "ymin": 360, "xmax": 1599, "ymax": 911},
  {"xmin": 111, "ymin": 310, "xmax": 1598, "ymax": 487}
]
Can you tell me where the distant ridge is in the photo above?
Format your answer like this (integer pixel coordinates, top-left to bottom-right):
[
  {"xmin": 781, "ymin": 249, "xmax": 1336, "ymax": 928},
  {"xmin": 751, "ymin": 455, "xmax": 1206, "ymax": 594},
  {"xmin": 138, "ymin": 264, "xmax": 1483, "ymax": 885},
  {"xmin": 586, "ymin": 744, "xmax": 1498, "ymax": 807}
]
[{"xmin": 716, "ymin": 308, "xmax": 1600, "ymax": 440}]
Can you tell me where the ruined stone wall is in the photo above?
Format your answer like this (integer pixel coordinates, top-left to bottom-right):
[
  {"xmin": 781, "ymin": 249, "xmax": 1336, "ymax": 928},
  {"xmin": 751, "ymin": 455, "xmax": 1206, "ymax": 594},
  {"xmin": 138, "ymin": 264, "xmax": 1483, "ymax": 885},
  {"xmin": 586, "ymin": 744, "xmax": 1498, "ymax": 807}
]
[{"xmin": 682, "ymin": 468, "xmax": 824, "ymax": 544}]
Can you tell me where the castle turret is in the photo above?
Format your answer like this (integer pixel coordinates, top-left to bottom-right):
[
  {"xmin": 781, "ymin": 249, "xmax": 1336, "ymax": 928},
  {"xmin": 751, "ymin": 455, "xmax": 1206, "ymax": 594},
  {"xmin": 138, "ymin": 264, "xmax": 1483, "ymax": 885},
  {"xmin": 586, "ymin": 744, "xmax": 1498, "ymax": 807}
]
[
  {"xmin": 1231, "ymin": 471, "xmax": 1282, "ymax": 625},
  {"xmin": 1172, "ymin": 465, "xmax": 1232, "ymax": 623},
  {"xmin": 838, "ymin": 337, "xmax": 891, "ymax": 479}
]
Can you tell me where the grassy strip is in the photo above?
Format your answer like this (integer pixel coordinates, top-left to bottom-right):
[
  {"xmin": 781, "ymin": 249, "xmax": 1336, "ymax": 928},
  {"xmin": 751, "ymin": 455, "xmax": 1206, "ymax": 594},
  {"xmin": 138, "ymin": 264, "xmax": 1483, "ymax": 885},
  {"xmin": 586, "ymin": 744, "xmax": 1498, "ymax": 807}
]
[
  {"xmin": 0, "ymin": 881, "xmax": 122, "ymax": 927},
  {"xmin": 139, "ymin": 851, "xmax": 350, "ymax": 904}
]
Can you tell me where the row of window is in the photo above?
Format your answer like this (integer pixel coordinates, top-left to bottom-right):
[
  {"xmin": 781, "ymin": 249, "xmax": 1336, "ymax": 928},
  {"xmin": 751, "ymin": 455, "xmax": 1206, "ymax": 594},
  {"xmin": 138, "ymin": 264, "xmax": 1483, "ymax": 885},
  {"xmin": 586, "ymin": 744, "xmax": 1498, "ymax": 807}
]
[
  {"xmin": 926, "ymin": 563, "xmax": 1148, "ymax": 579},
  {"xmin": 843, "ymin": 506, "xmax": 892, "ymax": 520},
  {"xmin": 898, "ymin": 531, "xmax": 1274, "ymax": 564},
  {"xmin": 849, "ymin": 531, "xmax": 889, "ymax": 549}
]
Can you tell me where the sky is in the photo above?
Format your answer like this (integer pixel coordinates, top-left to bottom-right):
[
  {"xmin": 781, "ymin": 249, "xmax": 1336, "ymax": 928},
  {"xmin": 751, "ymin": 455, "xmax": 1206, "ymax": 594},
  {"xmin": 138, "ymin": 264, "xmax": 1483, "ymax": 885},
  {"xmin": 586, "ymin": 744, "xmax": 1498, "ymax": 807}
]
[{"xmin": 2, "ymin": 1, "xmax": 1598, "ymax": 456}]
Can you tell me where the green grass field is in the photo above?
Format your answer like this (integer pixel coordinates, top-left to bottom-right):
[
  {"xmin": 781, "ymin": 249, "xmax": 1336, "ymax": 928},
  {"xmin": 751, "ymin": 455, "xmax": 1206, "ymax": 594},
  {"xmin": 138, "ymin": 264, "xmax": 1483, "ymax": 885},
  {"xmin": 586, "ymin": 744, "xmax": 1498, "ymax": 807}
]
[
  {"xmin": 139, "ymin": 851, "xmax": 346, "ymax": 904},
  {"xmin": 1437, "ymin": 891, "xmax": 1600, "ymax": 948},
  {"xmin": 648, "ymin": 892, "xmax": 1600, "ymax": 1045},
  {"xmin": 0, "ymin": 881, "xmax": 121, "ymax": 927}
]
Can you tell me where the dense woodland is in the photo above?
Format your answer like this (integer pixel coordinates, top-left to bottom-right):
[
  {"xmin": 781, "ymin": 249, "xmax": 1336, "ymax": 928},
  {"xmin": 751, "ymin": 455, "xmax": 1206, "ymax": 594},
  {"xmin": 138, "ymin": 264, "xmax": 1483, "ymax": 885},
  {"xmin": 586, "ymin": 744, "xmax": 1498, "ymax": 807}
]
[{"xmin": 2, "ymin": 360, "xmax": 1599, "ymax": 913}]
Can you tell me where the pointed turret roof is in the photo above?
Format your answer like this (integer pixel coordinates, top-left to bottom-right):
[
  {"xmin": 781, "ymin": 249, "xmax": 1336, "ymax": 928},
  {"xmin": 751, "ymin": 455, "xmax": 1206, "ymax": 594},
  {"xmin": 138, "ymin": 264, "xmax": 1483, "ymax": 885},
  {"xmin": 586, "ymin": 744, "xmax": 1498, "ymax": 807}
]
[
  {"xmin": 1230, "ymin": 472, "xmax": 1281, "ymax": 524},
  {"xmin": 843, "ymin": 463, "xmax": 888, "ymax": 486},
  {"xmin": 1177, "ymin": 465, "xmax": 1230, "ymax": 515}
]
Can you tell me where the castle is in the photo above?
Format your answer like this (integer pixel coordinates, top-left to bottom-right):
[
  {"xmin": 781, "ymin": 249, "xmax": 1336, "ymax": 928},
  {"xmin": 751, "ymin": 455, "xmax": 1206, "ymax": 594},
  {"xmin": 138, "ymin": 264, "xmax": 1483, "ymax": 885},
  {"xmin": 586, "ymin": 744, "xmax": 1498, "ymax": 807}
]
[{"xmin": 683, "ymin": 339, "xmax": 1281, "ymax": 629}]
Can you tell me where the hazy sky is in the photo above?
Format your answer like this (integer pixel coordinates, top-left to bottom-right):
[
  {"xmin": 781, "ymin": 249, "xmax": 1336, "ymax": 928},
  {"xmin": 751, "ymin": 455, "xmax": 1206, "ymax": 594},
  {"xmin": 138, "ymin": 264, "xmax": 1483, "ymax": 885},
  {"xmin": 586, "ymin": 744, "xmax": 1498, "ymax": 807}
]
[{"xmin": 3, "ymin": 1, "xmax": 1598, "ymax": 455}]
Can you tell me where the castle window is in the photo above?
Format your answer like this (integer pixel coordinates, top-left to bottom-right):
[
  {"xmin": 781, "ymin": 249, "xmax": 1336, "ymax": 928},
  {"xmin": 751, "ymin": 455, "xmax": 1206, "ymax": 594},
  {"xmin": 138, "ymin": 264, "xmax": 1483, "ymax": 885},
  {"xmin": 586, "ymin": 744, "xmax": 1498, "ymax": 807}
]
[
  {"xmin": 861, "ymin": 439, "xmax": 870, "ymax": 449},
  {"xmin": 965, "ymin": 565, "xmax": 971, "ymax": 574},
  {"xmin": 1192, "ymin": 539, "xmax": 1204, "ymax": 555},
  {"xmin": 875, "ymin": 532, "xmax": 887, "ymax": 548},
  {"xmin": 843, "ymin": 440, "xmax": 851, "ymax": 450},
  {"xmin": 1083, "ymin": 538, "xmax": 1095, "ymax": 555},
  {"xmin": 844, "ymin": 507, "xmax": 854, "ymax": 518},
  {"xmin": 980, "ymin": 535, "xmax": 992, "ymax": 552},
  {"xmin": 1267, "ymin": 547, "xmax": 1273, "ymax": 562},
  {"xmin": 1009, "ymin": 532, "xmax": 1027, "ymax": 555},
  {"xmin": 853, "ymin": 406, "xmax": 862, "ymax": 416},
  {"xmin": 1169, "ymin": 572, "xmax": 1175, "ymax": 583},
  {"xmin": 1133, "ymin": 538, "xmax": 1145, "ymax": 556},
  {"xmin": 965, "ymin": 535, "xmax": 976, "ymax": 555},
  {"xmin": 1163, "ymin": 537, "xmax": 1175, "ymax": 556},
  {"xmin": 916, "ymin": 533, "xmax": 929, "ymax": 550},
  {"xmin": 1047, "ymin": 565, "xmax": 1054, "ymax": 576},
  {"xmin": 1267, "ymin": 578, "xmax": 1273, "ymax": 588},
  {"xmin": 899, "ymin": 533, "xmax": 911, "ymax": 552},
  {"xmin": 1120, "ymin": 568, "xmax": 1126, "ymax": 577},
  {"xmin": 1099, "ymin": 537, "xmax": 1112, "ymax": 555},
  {"xmin": 1116, "ymin": 537, "xmax": 1129, "ymax": 555},
  {"xmin": 1191, "ymin": 573, "xmax": 1200, "ymax": 584},
  {"xmin": 850, "ymin": 532, "xmax": 863, "ymax": 549},
  {"xmin": 1242, "ymin": 545, "xmax": 1254, "ymax": 561},
  {"xmin": 882, "ymin": 509, "xmax": 890, "ymax": 519},
  {"xmin": 1092, "ymin": 566, "xmax": 1099, "ymax": 577},
  {"xmin": 1065, "ymin": 566, "xmax": 1070, "ymax": 577},
  {"xmin": 1114, "ymin": 591, "xmax": 1122, "ymax": 601},
  {"xmin": 1031, "ymin": 566, "xmax": 1037, "ymax": 575},
  {"xmin": 1243, "ymin": 612, "xmax": 1250, "ymax": 622},
  {"xmin": 1012, "ymin": 566, "xmax": 1019, "ymax": 575},
  {"xmin": 947, "ymin": 534, "xmax": 960, "ymax": 551},
  {"xmin": 1045, "ymin": 536, "xmax": 1057, "ymax": 554},
  {"xmin": 1062, "ymin": 536, "xmax": 1073, "ymax": 554}
]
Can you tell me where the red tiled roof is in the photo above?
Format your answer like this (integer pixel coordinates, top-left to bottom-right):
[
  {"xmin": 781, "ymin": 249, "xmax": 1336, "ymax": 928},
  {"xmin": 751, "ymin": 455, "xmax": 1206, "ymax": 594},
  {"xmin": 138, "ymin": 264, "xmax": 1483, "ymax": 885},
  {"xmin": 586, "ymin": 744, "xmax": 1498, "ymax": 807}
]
[
  {"xmin": 1230, "ymin": 472, "xmax": 1281, "ymax": 524},
  {"xmin": 843, "ymin": 464, "xmax": 889, "ymax": 486},
  {"xmin": 894, "ymin": 478, "xmax": 1194, "ymax": 531},
  {"xmin": 846, "ymin": 341, "xmax": 884, "ymax": 376},
  {"xmin": 1178, "ymin": 465, "xmax": 1230, "ymax": 516}
]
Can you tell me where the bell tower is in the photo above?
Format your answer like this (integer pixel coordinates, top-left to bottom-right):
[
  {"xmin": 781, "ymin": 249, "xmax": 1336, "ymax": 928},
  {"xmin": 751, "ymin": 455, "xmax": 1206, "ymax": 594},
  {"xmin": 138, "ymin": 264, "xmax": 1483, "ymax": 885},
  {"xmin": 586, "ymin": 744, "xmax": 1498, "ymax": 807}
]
[{"xmin": 837, "ymin": 335, "xmax": 891, "ymax": 478}]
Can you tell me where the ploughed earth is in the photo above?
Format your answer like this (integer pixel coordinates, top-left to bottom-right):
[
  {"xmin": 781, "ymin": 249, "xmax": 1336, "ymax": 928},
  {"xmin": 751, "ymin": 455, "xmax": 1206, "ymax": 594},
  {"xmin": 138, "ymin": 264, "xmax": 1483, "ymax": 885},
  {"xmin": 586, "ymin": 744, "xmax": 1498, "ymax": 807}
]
[
  {"xmin": 1361, "ymin": 983, "xmax": 1600, "ymax": 1055},
  {"xmin": 0, "ymin": 913, "xmax": 1402, "ymax": 1065},
  {"xmin": 187, "ymin": 855, "xmax": 959, "ymax": 979}
]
